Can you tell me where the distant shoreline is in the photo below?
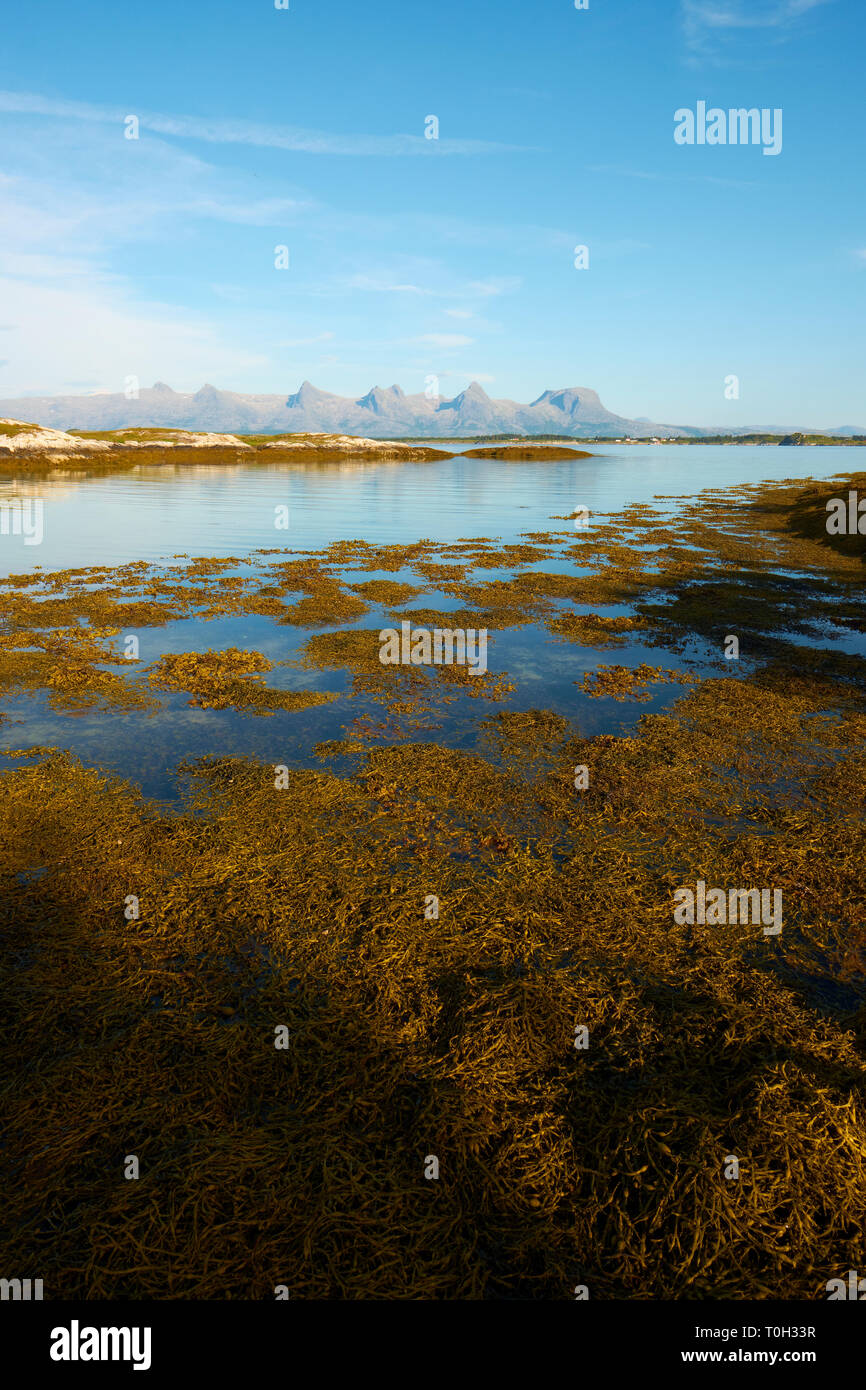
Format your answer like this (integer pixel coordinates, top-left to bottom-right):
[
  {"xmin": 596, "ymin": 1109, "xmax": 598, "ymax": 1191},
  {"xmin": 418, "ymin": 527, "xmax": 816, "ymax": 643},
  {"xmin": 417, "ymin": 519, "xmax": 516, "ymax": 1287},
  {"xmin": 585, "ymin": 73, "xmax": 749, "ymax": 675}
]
[
  {"xmin": 407, "ymin": 433, "xmax": 866, "ymax": 447},
  {"xmin": 1, "ymin": 416, "xmax": 863, "ymax": 469}
]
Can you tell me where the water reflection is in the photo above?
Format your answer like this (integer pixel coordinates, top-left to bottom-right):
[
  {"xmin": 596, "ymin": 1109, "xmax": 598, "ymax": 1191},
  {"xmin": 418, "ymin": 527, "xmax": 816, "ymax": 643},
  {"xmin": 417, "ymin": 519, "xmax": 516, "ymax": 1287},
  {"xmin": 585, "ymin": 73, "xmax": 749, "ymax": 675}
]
[
  {"xmin": 0, "ymin": 445, "xmax": 860, "ymax": 798},
  {"xmin": 0, "ymin": 444, "xmax": 856, "ymax": 576}
]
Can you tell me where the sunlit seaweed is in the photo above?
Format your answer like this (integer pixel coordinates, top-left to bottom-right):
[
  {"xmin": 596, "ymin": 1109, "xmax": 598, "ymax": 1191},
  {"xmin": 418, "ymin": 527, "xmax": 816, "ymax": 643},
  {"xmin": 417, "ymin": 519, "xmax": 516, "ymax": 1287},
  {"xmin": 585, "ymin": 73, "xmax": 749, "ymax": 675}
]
[
  {"xmin": 1, "ymin": 468, "xmax": 865, "ymax": 1299},
  {"xmin": 577, "ymin": 664, "xmax": 699, "ymax": 701},
  {"xmin": 145, "ymin": 648, "xmax": 335, "ymax": 715}
]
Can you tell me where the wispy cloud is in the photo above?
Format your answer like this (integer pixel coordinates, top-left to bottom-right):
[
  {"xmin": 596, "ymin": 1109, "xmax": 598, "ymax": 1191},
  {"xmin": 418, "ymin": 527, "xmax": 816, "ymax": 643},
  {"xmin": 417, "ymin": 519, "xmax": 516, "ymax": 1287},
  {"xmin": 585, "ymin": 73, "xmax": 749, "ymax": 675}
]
[
  {"xmin": 0, "ymin": 272, "xmax": 268, "ymax": 398},
  {"xmin": 346, "ymin": 275, "xmax": 434, "ymax": 295},
  {"xmin": 465, "ymin": 277, "xmax": 522, "ymax": 297},
  {"xmin": 183, "ymin": 196, "xmax": 314, "ymax": 225},
  {"xmin": 436, "ymin": 370, "xmax": 496, "ymax": 384},
  {"xmin": 275, "ymin": 332, "xmax": 335, "ymax": 348},
  {"xmin": 414, "ymin": 333, "xmax": 474, "ymax": 349},
  {"xmin": 682, "ymin": 0, "xmax": 834, "ymax": 59},
  {"xmin": 210, "ymin": 284, "xmax": 249, "ymax": 304},
  {"xmin": 587, "ymin": 163, "xmax": 757, "ymax": 190},
  {"xmin": 0, "ymin": 90, "xmax": 528, "ymax": 157}
]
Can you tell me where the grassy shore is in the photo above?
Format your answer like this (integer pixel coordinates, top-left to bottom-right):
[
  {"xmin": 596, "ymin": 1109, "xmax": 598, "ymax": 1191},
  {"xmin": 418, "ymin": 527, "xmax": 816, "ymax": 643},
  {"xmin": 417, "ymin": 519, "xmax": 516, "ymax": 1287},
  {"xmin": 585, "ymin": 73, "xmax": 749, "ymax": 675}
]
[{"xmin": 0, "ymin": 424, "xmax": 597, "ymax": 473}]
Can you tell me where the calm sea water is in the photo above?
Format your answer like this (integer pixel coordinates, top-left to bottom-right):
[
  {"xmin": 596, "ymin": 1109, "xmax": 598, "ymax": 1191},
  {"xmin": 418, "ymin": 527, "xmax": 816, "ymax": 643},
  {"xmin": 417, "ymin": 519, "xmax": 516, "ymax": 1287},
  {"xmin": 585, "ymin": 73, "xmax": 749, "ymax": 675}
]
[
  {"xmin": 0, "ymin": 443, "xmax": 857, "ymax": 575},
  {"xmin": 0, "ymin": 445, "xmax": 860, "ymax": 798}
]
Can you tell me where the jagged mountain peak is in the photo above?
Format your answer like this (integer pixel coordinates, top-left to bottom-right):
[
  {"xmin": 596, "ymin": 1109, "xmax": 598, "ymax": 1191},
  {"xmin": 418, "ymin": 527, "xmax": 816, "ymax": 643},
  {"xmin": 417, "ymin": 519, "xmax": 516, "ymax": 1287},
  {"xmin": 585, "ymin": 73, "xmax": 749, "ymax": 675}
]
[
  {"xmin": 356, "ymin": 385, "xmax": 408, "ymax": 414},
  {"xmin": 285, "ymin": 380, "xmax": 337, "ymax": 408},
  {"xmin": 532, "ymin": 386, "xmax": 602, "ymax": 410},
  {"xmin": 0, "ymin": 380, "xmax": 703, "ymax": 438}
]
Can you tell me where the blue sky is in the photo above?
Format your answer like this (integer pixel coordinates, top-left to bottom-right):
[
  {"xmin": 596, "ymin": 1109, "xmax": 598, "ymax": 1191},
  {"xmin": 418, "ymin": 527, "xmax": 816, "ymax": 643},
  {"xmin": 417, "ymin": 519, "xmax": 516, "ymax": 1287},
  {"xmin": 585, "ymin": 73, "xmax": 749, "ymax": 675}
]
[{"xmin": 0, "ymin": 0, "xmax": 863, "ymax": 426}]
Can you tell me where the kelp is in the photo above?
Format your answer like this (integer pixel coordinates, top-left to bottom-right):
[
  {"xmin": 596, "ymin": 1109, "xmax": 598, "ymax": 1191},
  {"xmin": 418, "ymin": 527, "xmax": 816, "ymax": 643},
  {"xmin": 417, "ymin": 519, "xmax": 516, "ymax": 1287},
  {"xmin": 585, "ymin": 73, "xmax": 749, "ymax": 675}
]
[
  {"xmin": 0, "ymin": 468, "xmax": 865, "ymax": 1299},
  {"xmin": 577, "ymin": 664, "xmax": 699, "ymax": 701},
  {"xmin": 145, "ymin": 648, "xmax": 334, "ymax": 715}
]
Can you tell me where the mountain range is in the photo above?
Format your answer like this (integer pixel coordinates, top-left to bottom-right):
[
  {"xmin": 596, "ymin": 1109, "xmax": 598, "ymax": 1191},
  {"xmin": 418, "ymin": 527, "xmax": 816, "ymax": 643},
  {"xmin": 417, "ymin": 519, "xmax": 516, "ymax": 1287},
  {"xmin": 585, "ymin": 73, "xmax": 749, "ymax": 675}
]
[{"xmin": 0, "ymin": 381, "xmax": 861, "ymax": 438}]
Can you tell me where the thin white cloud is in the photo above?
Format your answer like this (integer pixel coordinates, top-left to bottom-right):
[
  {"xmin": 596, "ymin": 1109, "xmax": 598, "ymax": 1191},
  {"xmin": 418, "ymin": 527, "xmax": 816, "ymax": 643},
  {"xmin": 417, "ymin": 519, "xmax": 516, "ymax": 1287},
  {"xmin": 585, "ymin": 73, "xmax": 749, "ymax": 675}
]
[
  {"xmin": 435, "ymin": 370, "xmax": 496, "ymax": 383},
  {"xmin": 0, "ymin": 250, "xmax": 106, "ymax": 280},
  {"xmin": 0, "ymin": 157, "xmax": 316, "ymax": 254},
  {"xmin": 415, "ymin": 333, "xmax": 474, "ymax": 348},
  {"xmin": 445, "ymin": 309, "xmax": 473, "ymax": 319},
  {"xmin": 338, "ymin": 273, "xmax": 523, "ymax": 301},
  {"xmin": 0, "ymin": 97, "xmax": 537, "ymax": 396},
  {"xmin": 682, "ymin": 0, "xmax": 834, "ymax": 56},
  {"xmin": 466, "ymin": 278, "xmax": 522, "ymax": 297},
  {"xmin": 0, "ymin": 90, "xmax": 528, "ymax": 157},
  {"xmin": 183, "ymin": 195, "xmax": 314, "ymax": 225},
  {"xmin": 346, "ymin": 275, "xmax": 434, "ymax": 295},
  {"xmin": 0, "ymin": 273, "xmax": 267, "ymax": 398},
  {"xmin": 209, "ymin": 284, "xmax": 249, "ymax": 303},
  {"xmin": 275, "ymin": 332, "xmax": 336, "ymax": 348},
  {"xmin": 587, "ymin": 163, "xmax": 757, "ymax": 189}
]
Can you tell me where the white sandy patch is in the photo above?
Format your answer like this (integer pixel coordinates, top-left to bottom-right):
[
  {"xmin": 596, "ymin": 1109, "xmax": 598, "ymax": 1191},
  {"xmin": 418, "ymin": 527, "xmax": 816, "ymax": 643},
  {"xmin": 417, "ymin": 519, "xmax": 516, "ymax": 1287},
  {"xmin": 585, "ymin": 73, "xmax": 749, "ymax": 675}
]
[
  {"xmin": 259, "ymin": 433, "xmax": 430, "ymax": 453},
  {"xmin": 0, "ymin": 421, "xmax": 111, "ymax": 455}
]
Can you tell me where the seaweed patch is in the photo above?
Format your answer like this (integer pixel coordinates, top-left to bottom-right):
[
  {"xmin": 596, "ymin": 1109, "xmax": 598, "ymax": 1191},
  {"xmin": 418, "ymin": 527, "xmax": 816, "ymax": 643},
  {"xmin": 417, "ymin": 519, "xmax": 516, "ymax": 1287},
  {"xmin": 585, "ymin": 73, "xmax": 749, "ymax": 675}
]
[{"xmin": 1, "ymin": 469, "xmax": 865, "ymax": 1299}]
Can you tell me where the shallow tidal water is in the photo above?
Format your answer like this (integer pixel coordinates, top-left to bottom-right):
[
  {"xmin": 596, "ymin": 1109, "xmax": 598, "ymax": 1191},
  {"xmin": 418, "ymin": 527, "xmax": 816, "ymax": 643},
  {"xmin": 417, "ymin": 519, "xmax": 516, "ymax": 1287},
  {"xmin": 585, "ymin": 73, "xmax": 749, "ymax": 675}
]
[
  {"xmin": 1, "ymin": 444, "xmax": 861, "ymax": 799},
  {"xmin": 0, "ymin": 443, "xmax": 858, "ymax": 573}
]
